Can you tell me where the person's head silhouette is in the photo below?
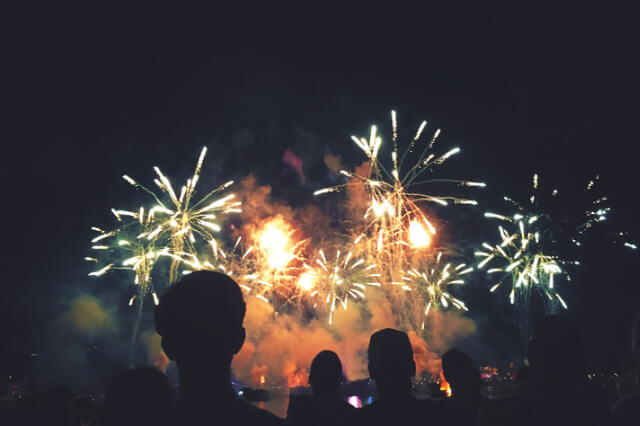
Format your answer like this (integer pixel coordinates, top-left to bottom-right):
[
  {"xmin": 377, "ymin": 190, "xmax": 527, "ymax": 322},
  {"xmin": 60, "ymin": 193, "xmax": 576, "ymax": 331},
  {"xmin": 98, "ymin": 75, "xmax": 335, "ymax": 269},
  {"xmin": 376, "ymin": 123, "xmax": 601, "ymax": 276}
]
[
  {"xmin": 441, "ymin": 349, "xmax": 481, "ymax": 398},
  {"xmin": 528, "ymin": 315, "xmax": 585, "ymax": 384},
  {"xmin": 309, "ymin": 350, "xmax": 344, "ymax": 397},
  {"xmin": 155, "ymin": 271, "xmax": 246, "ymax": 387},
  {"xmin": 367, "ymin": 328, "xmax": 416, "ymax": 397}
]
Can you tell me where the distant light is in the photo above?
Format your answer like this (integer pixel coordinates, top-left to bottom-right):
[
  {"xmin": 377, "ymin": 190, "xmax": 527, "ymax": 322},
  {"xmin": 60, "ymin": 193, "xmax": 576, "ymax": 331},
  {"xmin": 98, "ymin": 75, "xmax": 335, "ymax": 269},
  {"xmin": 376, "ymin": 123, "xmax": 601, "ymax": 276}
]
[{"xmin": 347, "ymin": 395, "xmax": 362, "ymax": 408}]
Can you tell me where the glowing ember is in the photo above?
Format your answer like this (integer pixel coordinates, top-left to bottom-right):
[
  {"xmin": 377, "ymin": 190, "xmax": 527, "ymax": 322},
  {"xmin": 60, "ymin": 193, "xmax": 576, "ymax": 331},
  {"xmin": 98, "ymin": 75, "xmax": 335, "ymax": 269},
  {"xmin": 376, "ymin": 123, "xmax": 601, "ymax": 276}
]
[
  {"xmin": 409, "ymin": 219, "xmax": 431, "ymax": 248},
  {"xmin": 255, "ymin": 218, "xmax": 297, "ymax": 271},
  {"xmin": 297, "ymin": 272, "xmax": 315, "ymax": 292},
  {"xmin": 440, "ymin": 370, "xmax": 452, "ymax": 397}
]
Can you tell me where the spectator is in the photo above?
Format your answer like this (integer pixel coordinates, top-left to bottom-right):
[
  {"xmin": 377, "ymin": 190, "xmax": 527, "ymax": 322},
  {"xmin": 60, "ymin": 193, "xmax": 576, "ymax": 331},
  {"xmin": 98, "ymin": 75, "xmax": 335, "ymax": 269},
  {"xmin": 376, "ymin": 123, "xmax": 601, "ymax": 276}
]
[
  {"xmin": 155, "ymin": 270, "xmax": 284, "ymax": 424},
  {"xmin": 439, "ymin": 349, "xmax": 483, "ymax": 426},
  {"xmin": 354, "ymin": 328, "xmax": 444, "ymax": 426},
  {"xmin": 612, "ymin": 313, "xmax": 640, "ymax": 425},
  {"xmin": 477, "ymin": 315, "xmax": 612, "ymax": 426},
  {"xmin": 287, "ymin": 350, "xmax": 356, "ymax": 426},
  {"xmin": 515, "ymin": 365, "xmax": 531, "ymax": 384},
  {"xmin": 105, "ymin": 367, "xmax": 173, "ymax": 426}
]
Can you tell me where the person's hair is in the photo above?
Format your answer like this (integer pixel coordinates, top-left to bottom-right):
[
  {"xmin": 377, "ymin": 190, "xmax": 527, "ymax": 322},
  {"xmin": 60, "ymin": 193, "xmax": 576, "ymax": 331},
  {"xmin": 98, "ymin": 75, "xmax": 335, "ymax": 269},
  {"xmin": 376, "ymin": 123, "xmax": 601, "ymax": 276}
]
[
  {"xmin": 442, "ymin": 349, "xmax": 481, "ymax": 394},
  {"xmin": 368, "ymin": 328, "xmax": 416, "ymax": 386},
  {"xmin": 309, "ymin": 350, "xmax": 343, "ymax": 394},
  {"xmin": 155, "ymin": 271, "xmax": 246, "ymax": 361},
  {"xmin": 528, "ymin": 315, "xmax": 585, "ymax": 382}
]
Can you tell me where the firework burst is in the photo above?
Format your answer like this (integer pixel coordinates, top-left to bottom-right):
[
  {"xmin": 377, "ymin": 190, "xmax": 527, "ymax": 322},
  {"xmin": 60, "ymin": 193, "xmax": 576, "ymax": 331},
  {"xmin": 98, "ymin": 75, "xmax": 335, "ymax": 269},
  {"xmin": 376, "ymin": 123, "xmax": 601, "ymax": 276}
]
[
  {"xmin": 396, "ymin": 252, "xmax": 473, "ymax": 330},
  {"xmin": 299, "ymin": 248, "xmax": 381, "ymax": 324},
  {"xmin": 315, "ymin": 111, "xmax": 484, "ymax": 276},
  {"xmin": 121, "ymin": 147, "xmax": 241, "ymax": 283},
  {"xmin": 88, "ymin": 206, "xmax": 165, "ymax": 306},
  {"xmin": 246, "ymin": 217, "xmax": 307, "ymax": 305},
  {"xmin": 166, "ymin": 236, "xmax": 273, "ymax": 304},
  {"xmin": 475, "ymin": 211, "xmax": 567, "ymax": 310}
]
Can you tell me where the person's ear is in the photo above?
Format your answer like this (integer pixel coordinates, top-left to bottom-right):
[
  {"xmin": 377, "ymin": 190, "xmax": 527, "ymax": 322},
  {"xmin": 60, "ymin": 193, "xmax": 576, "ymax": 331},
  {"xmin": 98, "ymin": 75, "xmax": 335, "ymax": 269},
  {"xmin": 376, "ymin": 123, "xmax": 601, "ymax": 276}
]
[
  {"xmin": 410, "ymin": 359, "xmax": 416, "ymax": 378},
  {"xmin": 232, "ymin": 326, "xmax": 246, "ymax": 355}
]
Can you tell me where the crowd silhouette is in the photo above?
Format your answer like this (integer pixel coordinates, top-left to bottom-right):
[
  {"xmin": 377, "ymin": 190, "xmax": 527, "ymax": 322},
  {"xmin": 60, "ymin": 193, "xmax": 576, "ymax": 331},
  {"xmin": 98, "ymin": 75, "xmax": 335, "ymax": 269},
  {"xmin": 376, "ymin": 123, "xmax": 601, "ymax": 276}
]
[{"xmin": 4, "ymin": 270, "xmax": 638, "ymax": 425}]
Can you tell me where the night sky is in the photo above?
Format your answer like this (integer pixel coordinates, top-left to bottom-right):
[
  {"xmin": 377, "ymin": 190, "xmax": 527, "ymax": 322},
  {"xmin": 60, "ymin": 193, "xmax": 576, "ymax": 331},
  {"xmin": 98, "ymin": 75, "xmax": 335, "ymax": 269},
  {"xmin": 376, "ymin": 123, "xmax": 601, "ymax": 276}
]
[{"xmin": 3, "ymin": 3, "xmax": 639, "ymax": 381}]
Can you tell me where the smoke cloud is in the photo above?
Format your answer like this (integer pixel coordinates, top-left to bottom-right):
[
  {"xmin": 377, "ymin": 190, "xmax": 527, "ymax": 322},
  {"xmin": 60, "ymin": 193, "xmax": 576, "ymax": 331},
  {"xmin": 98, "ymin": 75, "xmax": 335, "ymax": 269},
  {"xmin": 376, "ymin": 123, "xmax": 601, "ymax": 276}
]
[{"xmin": 62, "ymin": 294, "xmax": 115, "ymax": 335}]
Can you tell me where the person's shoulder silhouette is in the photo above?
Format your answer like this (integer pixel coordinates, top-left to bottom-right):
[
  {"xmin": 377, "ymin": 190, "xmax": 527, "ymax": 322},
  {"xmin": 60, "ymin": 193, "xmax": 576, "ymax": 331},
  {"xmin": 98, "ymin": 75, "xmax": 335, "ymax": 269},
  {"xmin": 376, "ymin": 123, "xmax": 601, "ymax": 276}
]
[
  {"xmin": 155, "ymin": 270, "xmax": 284, "ymax": 424},
  {"xmin": 440, "ymin": 348, "xmax": 483, "ymax": 426},
  {"xmin": 356, "ymin": 328, "xmax": 443, "ymax": 426},
  {"xmin": 287, "ymin": 350, "xmax": 356, "ymax": 426},
  {"xmin": 105, "ymin": 367, "xmax": 173, "ymax": 426}
]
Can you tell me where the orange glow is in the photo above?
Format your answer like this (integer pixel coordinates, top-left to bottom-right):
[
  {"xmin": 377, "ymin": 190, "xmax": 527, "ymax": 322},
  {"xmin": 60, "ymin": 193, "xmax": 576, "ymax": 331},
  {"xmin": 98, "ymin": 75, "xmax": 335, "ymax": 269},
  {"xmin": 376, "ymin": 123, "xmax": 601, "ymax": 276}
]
[
  {"xmin": 409, "ymin": 219, "xmax": 431, "ymax": 248},
  {"xmin": 439, "ymin": 370, "xmax": 452, "ymax": 397},
  {"xmin": 259, "ymin": 375, "xmax": 266, "ymax": 386},
  {"xmin": 254, "ymin": 217, "xmax": 296, "ymax": 270},
  {"xmin": 283, "ymin": 361, "xmax": 308, "ymax": 388},
  {"xmin": 297, "ymin": 272, "xmax": 315, "ymax": 291}
]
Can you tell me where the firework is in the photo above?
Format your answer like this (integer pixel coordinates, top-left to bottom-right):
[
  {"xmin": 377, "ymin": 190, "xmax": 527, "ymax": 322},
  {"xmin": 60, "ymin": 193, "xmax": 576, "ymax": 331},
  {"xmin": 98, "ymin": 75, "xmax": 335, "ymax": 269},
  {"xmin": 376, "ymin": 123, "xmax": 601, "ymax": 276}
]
[
  {"xmin": 299, "ymin": 248, "xmax": 381, "ymax": 324},
  {"xmin": 315, "ymin": 111, "xmax": 484, "ymax": 276},
  {"xmin": 121, "ymin": 147, "xmax": 241, "ymax": 283},
  {"xmin": 475, "ymin": 212, "xmax": 566, "ymax": 309},
  {"xmin": 88, "ymin": 206, "xmax": 169, "ymax": 364},
  {"xmin": 396, "ymin": 251, "xmax": 473, "ymax": 330},
  {"xmin": 167, "ymin": 237, "xmax": 271, "ymax": 304},
  {"xmin": 88, "ymin": 207, "xmax": 164, "ymax": 305},
  {"xmin": 247, "ymin": 217, "xmax": 307, "ymax": 305},
  {"xmin": 476, "ymin": 173, "xmax": 628, "ymax": 312}
]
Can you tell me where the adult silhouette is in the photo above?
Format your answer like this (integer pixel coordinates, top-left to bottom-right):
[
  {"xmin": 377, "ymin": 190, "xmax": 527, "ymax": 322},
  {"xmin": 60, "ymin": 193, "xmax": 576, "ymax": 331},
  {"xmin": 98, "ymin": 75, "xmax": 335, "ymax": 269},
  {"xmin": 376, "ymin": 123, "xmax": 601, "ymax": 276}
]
[
  {"xmin": 286, "ymin": 350, "xmax": 356, "ymax": 426},
  {"xmin": 105, "ymin": 367, "xmax": 173, "ymax": 426},
  {"xmin": 354, "ymin": 328, "xmax": 444, "ymax": 426},
  {"xmin": 612, "ymin": 313, "xmax": 640, "ymax": 425},
  {"xmin": 477, "ymin": 315, "xmax": 611, "ymax": 426},
  {"xmin": 438, "ymin": 349, "xmax": 483, "ymax": 426},
  {"xmin": 155, "ymin": 270, "xmax": 284, "ymax": 424}
]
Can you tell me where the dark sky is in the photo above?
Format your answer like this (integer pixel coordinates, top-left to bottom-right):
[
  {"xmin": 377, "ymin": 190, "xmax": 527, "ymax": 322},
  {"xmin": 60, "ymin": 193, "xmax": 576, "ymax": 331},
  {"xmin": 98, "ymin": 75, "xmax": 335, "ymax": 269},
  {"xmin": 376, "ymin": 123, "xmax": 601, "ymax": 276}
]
[{"xmin": 3, "ymin": 2, "xmax": 639, "ymax": 377}]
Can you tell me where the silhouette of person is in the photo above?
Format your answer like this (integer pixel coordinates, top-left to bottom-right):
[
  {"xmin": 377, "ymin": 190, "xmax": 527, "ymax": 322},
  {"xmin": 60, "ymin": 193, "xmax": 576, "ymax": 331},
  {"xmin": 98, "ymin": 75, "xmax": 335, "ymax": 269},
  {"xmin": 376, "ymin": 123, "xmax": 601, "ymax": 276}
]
[
  {"xmin": 105, "ymin": 367, "xmax": 173, "ymax": 426},
  {"xmin": 155, "ymin": 270, "xmax": 284, "ymax": 424},
  {"xmin": 515, "ymin": 365, "xmax": 531, "ymax": 384},
  {"xmin": 354, "ymin": 328, "xmax": 444, "ymax": 426},
  {"xmin": 477, "ymin": 315, "xmax": 612, "ymax": 426},
  {"xmin": 438, "ymin": 349, "xmax": 483, "ymax": 426},
  {"xmin": 286, "ymin": 350, "xmax": 356, "ymax": 426},
  {"xmin": 612, "ymin": 313, "xmax": 640, "ymax": 425}
]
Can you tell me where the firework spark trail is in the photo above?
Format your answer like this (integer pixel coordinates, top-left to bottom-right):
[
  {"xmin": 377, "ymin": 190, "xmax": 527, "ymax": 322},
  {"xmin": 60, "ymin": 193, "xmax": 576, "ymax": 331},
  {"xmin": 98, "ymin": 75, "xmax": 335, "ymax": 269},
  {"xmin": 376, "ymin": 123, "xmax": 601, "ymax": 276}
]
[
  {"xmin": 395, "ymin": 251, "xmax": 473, "ymax": 330},
  {"xmin": 298, "ymin": 248, "xmax": 381, "ymax": 324},
  {"xmin": 88, "ymin": 206, "xmax": 164, "ymax": 306},
  {"xmin": 121, "ymin": 147, "xmax": 241, "ymax": 283},
  {"xmin": 166, "ymin": 236, "xmax": 275, "ymax": 304},
  {"xmin": 315, "ymin": 111, "xmax": 484, "ymax": 277},
  {"xmin": 245, "ymin": 216, "xmax": 308, "ymax": 307},
  {"xmin": 475, "ymin": 211, "xmax": 565, "ymax": 309},
  {"xmin": 477, "ymin": 173, "xmax": 629, "ymax": 311}
]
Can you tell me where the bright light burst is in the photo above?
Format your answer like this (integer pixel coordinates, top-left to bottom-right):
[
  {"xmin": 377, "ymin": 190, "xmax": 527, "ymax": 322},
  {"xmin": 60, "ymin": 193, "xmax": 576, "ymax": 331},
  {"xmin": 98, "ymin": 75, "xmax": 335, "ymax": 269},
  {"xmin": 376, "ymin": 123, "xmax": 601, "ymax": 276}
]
[
  {"xmin": 248, "ymin": 217, "xmax": 307, "ymax": 302},
  {"xmin": 121, "ymin": 147, "xmax": 241, "ymax": 283},
  {"xmin": 299, "ymin": 249, "xmax": 381, "ymax": 324},
  {"xmin": 396, "ymin": 251, "xmax": 473, "ymax": 330},
  {"xmin": 315, "ymin": 111, "xmax": 484, "ymax": 274},
  {"xmin": 476, "ymin": 211, "xmax": 567, "ymax": 309},
  {"xmin": 475, "ymin": 173, "xmax": 593, "ymax": 311},
  {"xmin": 88, "ymin": 207, "xmax": 165, "ymax": 306}
]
